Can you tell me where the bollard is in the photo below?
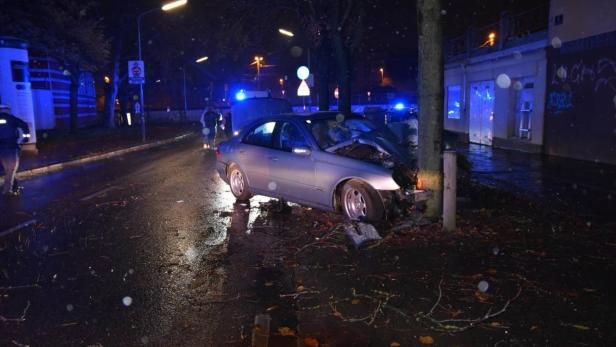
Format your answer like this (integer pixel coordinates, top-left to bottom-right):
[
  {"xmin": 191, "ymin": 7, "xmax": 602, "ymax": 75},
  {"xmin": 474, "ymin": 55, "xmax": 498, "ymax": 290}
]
[{"xmin": 443, "ymin": 150, "xmax": 457, "ymax": 231}]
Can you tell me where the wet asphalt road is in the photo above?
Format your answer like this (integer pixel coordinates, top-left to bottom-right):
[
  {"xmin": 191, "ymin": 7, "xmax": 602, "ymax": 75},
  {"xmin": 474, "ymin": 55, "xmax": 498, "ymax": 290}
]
[{"xmin": 0, "ymin": 137, "xmax": 242, "ymax": 346}]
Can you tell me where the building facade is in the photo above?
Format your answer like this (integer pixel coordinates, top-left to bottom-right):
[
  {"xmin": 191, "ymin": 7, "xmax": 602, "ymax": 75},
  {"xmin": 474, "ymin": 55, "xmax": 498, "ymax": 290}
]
[
  {"xmin": 443, "ymin": 6, "xmax": 549, "ymax": 153},
  {"xmin": 0, "ymin": 36, "xmax": 100, "ymax": 137},
  {"xmin": 544, "ymin": 0, "xmax": 616, "ymax": 164}
]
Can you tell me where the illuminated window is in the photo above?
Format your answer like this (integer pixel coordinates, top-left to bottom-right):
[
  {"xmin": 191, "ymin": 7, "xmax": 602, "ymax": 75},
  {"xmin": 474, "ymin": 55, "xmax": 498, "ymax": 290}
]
[
  {"xmin": 11, "ymin": 61, "xmax": 29, "ymax": 83},
  {"xmin": 446, "ymin": 85, "xmax": 462, "ymax": 119}
]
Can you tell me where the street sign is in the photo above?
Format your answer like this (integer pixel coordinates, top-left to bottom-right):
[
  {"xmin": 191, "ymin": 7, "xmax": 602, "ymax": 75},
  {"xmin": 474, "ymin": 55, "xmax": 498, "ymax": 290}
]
[
  {"xmin": 128, "ymin": 60, "xmax": 145, "ymax": 84},
  {"xmin": 296, "ymin": 66, "xmax": 309, "ymax": 80},
  {"xmin": 297, "ymin": 80, "xmax": 310, "ymax": 96}
]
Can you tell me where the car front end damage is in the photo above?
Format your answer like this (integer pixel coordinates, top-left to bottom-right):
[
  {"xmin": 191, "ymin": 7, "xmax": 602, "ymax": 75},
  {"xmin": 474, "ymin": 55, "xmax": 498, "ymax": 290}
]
[{"xmin": 331, "ymin": 139, "xmax": 428, "ymax": 218}]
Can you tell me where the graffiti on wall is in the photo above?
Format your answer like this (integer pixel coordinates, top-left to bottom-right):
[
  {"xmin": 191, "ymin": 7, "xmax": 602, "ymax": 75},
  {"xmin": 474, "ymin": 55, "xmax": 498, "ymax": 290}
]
[
  {"xmin": 550, "ymin": 58, "xmax": 616, "ymax": 93},
  {"xmin": 547, "ymin": 91, "xmax": 574, "ymax": 114}
]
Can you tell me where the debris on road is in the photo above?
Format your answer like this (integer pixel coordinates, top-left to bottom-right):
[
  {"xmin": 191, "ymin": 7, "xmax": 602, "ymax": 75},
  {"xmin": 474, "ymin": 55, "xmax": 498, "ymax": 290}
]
[{"xmin": 343, "ymin": 222, "xmax": 382, "ymax": 248}]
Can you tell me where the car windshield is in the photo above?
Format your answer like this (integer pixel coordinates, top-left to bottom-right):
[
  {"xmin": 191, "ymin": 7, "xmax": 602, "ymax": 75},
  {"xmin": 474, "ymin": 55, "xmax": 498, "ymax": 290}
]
[{"xmin": 306, "ymin": 117, "xmax": 397, "ymax": 150}]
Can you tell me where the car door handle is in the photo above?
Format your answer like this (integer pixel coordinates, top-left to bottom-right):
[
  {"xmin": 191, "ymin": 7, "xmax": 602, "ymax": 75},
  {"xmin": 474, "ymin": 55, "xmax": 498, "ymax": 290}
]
[{"xmin": 269, "ymin": 156, "xmax": 278, "ymax": 161}]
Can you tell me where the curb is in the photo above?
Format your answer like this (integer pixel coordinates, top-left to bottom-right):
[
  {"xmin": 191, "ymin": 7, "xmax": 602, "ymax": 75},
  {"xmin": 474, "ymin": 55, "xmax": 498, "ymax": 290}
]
[{"xmin": 12, "ymin": 132, "xmax": 196, "ymax": 180}]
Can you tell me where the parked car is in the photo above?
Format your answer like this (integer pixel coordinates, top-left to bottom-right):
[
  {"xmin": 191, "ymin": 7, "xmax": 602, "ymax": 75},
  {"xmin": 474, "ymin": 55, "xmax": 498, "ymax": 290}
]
[{"xmin": 216, "ymin": 112, "xmax": 420, "ymax": 221}]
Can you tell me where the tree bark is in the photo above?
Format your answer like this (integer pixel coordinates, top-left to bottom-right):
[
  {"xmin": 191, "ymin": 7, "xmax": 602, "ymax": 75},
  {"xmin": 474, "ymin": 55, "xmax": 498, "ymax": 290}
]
[
  {"xmin": 316, "ymin": 39, "xmax": 331, "ymax": 111},
  {"xmin": 104, "ymin": 37, "xmax": 123, "ymax": 128},
  {"xmin": 69, "ymin": 72, "xmax": 81, "ymax": 133},
  {"xmin": 417, "ymin": 0, "xmax": 444, "ymax": 219},
  {"xmin": 332, "ymin": 32, "xmax": 352, "ymax": 115}
]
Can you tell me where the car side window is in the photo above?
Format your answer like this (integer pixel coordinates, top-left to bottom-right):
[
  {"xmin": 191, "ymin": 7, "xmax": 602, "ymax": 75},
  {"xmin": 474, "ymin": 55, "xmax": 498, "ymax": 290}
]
[
  {"xmin": 275, "ymin": 122, "xmax": 308, "ymax": 152},
  {"xmin": 243, "ymin": 121, "xmax": 276, "ymax": 148}
]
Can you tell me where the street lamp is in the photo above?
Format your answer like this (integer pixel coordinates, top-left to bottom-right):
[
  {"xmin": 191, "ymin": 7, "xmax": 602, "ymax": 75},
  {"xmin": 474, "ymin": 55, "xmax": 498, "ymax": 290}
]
[
  {"xmin": 137, "ymin": 0, "xmax": 187, "ymax": 142},
  {"xmin": 379, "ymin": 67, "xmax": 384, "ymax": 84},
  {"xmin": 253, "ymin": 56, "xmax": 264, "ymax": 85},
  {"xmin": 278, "ymin": 28, "xmax": 294, "ymax": 37},
  {"xmin": 195, "ymin": 56, "xmax": 208, "ymax": 63},
  {"xmin": 162, "ymin": 0, "xmax": 187, "ymax": 11}
]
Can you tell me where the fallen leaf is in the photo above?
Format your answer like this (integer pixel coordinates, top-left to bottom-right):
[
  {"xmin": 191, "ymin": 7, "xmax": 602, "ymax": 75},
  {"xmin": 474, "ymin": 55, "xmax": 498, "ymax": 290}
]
[
  {"xmin": 266, "ymin": 305, "xmax": 278, "ymax": 312},
  {"xmin": 530, "ymin": 325, "xmax": 539, "ymax": 331},
  {"xmin": 297, "ymin": 285, "xmax": 305, "ymax": 292},
  {"xmin": 486, "ymin": 268, "xmax": 498, "ymax": 275},
  {"xmin": 390, "ymin": 341, "xmax": 401, "ymax": 347},
  {"xmin": 573, "ymin": 324, "xmax": 590, "ymax": 331},
  {"xmin": 351, "ymin": 298, "xmax": 360, "ymax": 305},
  {"xmin": 474, "ymin": 291, "xmax": 490, "ymax": 303},
  {"xmin": 448, "ymin": 308, "xmax": 463, "ymax": 318},
  {"xmin": 277, "ymin": 326, "xmax": 296, "ymax": 336},
  {"xmin": 490, "ymin": 321, "xmax": 503, "ymax": 328},
  {"xmin": 303, "ymin": 337, "xmax": 319, "ymax": 347},
  {"xmin": 264, "ymin": 281, "xmax": 274, "ymax": 287},
  {"xmin": 419, "ymin": 335, "xmax": 434, "ymax": 345}
]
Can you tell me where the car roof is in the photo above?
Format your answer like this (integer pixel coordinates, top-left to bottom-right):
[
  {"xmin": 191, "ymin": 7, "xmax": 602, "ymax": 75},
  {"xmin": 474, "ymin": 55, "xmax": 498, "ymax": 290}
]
[{"xmin": 276, "ymin": 111, "xmax": 363, "ymax": 121}]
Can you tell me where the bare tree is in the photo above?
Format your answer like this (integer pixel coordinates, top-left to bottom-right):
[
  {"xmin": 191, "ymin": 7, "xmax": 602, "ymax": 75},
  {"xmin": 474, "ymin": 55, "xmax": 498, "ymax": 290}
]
[{"xmin": 417, "ymin": 0, "xmax": 444, "ymax": 218}]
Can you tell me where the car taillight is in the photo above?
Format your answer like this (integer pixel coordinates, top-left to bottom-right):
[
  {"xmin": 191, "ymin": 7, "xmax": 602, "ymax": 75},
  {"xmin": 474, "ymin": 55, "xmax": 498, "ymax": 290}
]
[{"xmin": 215, "ymin": 148, "xmax": 222, "ymax": 160}]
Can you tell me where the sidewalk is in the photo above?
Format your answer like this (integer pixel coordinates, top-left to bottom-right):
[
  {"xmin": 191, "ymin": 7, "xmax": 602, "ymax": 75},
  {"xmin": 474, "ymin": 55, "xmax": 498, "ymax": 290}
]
[
  {"xmin": 459, "ymin": 143, "xmax": 616, "ymax": 223},
  {"xmin": 17, "ymin": 122, "xmax": 198, "ymax": 172}
]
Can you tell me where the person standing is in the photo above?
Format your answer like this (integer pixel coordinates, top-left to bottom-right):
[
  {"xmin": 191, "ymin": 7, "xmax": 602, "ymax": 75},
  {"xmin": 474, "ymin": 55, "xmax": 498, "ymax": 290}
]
[
  {"xmin": 0, "ymin": 104, "xmax": 30, "ymax": 196},
  {"xmin": 200, "ymin": 107, "xmax": 219, "ymax": 149}
]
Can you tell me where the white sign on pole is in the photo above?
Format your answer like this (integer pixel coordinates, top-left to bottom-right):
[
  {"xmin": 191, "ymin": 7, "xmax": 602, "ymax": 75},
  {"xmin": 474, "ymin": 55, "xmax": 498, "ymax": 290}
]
[
  {"xmin": 297, "ymin": 80, "xmax": 310, "ymax": 96},
  {"xmin": 128, "ymin": 60, "xmax": 145, "ymax": 84},
  {"xmin": 296, "ymin": 66, "xmax": 310, "ymax": 80}
]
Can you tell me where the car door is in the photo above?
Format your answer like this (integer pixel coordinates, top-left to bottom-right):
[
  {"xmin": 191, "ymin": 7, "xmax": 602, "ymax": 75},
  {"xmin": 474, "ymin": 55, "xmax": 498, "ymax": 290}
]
[
  {"xmin": 269, "ymin": 121, "xmax": 317, "ymax": 203},
  {"xmin": 236, "ymin": 121, "xmax": 277, "ymax": 193}
]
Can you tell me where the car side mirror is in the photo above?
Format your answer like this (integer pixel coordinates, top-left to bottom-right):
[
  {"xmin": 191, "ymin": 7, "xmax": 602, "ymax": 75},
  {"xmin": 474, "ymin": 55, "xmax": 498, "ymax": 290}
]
[{"xmin": 292, "ymin": 146, "xmax": 312, "ymax": 156}]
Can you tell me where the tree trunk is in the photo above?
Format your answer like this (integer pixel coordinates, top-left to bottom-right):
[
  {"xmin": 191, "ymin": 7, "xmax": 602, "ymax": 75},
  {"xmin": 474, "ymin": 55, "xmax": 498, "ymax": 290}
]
[
  {"xmin": 69, "ymin": 72, "xmax": 81, "ymax": 133},
  {"xmin": 332, "ymin": 33, "xmax": 352, "ymax": 115},
  {"xmin": 417, "ymin": 0, "xmax": 444, "ymax": 219},
  {"xmin": 316, "ymin": 38, "xmax": 331, "ymax": 111},
  {"xmin": 104, "ymin": 38, "xmax": 123, "ymax": 128}
]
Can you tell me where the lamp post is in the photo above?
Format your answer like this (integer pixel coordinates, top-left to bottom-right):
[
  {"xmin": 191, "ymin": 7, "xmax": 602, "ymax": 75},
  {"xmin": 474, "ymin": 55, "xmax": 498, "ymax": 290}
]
[
  {"xmin": 137, "ymin": 0, "xmax": 187, "ymax": 142},
  {"xmin": 254, "ymin": 56, "xmax": 264, "ymax": 87}
]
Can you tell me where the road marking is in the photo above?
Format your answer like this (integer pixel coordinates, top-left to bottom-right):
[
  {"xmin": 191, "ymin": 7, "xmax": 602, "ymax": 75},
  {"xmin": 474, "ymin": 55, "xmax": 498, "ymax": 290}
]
[
  {"xmin": 80, "ymin": 186, "xmax": 118, "ymax": 201},
  {"xmin": 0, "ymin": 219, "xmax": 37, "ymax": 238}
]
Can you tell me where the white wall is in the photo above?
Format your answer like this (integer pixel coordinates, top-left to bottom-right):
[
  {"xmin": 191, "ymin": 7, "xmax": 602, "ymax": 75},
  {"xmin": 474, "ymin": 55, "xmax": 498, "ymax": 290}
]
[
  {"xmin": 0, "ymin": 45, "xmax": 37, "ymax": 144},
  {"xmin": 444, "ymin": 43, "xmax": 547, "ymax": 146},
  {"xmin": 550, "ymin": 0, "xmax": 616, "ymax": 43}
]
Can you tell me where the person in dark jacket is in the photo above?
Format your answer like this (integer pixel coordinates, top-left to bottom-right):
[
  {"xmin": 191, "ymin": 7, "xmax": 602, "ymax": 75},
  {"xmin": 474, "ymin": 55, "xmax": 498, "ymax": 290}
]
[
  {"xmin": 200, "ymin": 107, "xmax": 220, "ymax": 149},
  {"xmin": 0, "ymin": 104, "xmax": 30, "ymax": 196}
]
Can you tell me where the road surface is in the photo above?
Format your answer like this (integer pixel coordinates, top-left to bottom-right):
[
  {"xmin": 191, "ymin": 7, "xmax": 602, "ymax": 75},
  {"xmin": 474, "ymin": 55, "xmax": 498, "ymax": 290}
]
[{"xmin": 0, "ymin": 137, "xmax": 244, "ymax": 346}]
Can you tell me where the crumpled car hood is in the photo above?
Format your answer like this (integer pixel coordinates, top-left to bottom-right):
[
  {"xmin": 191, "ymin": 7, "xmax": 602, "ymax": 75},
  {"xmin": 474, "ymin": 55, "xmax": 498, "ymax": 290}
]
[
  {"xmin": 328, "ymin": 134, "xmax": 418, "ymax": 189},
  {"xmin": 327, "ymin": 133, "xmax": 415, "ymax": 167}
]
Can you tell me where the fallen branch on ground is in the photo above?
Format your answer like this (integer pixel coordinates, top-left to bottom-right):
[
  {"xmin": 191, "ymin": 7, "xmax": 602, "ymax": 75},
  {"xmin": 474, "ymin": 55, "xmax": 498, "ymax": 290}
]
[
  {"xmin": 280, "ymin": 290, "xmax": 320, "ymax": 299},
  {"xmin": 0, "ymin": 301, "xmax": 31, "ymax": 323},
  {"xmin": 418, "ymin": 280, "xmax": 523, "ymax": 333}
]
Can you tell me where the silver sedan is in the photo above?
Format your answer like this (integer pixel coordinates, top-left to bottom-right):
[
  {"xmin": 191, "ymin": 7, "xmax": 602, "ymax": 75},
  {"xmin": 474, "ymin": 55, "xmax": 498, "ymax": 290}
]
[{"xmin": 216, "ymin": 112, "xmax": 417, "ymax": 221}]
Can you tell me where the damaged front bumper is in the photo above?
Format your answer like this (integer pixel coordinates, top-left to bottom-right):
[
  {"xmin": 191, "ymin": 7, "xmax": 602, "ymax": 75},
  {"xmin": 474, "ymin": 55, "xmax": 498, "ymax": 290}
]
[{"xmin": 378, "ymin": 188, "xmax": 432, "ymax": 219}]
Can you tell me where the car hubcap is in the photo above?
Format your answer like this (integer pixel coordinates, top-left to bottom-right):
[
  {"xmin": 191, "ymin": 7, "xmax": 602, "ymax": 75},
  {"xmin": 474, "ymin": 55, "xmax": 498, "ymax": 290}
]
[
  {"xmin": 230, "ymin": 170, "xmax": 244, "ymax": 196},
  {"xmin": 344, "ymin": 189, "xmax": 367, "ymax": 220}
]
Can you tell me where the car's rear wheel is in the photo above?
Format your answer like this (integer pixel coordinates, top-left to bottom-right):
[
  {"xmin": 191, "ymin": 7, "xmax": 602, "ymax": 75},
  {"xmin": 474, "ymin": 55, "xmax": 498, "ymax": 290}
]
[
  {"xmin": 228, "ymin": 164, "xmax": 252, "ymax": 201},
  {"xmin": 341, "ymin": 180, "xmax": 384, "ymax": 221}
]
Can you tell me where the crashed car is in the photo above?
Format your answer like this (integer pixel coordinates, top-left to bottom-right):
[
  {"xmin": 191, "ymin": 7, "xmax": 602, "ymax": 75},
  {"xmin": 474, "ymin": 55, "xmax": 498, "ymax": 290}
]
[{"xmin": 216, "ymin": 112, "xmax": 419, "ymax": 221}]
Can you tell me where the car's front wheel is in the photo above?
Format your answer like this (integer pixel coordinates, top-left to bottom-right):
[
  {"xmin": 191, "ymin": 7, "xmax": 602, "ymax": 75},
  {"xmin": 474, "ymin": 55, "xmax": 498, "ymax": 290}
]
[
  {"xmin": 228, "ymin": 164, "xmax": 252, "ymax": 201},
  {"xmin": 341, "ymin": 180, "xmax": 384, "ymax": 221}
]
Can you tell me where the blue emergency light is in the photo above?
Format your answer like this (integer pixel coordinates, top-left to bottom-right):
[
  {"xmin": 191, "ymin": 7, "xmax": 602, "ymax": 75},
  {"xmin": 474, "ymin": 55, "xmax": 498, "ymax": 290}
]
[{"xmin": 235, "ymin": 90, "xmax": 247, "ymax": 101}]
